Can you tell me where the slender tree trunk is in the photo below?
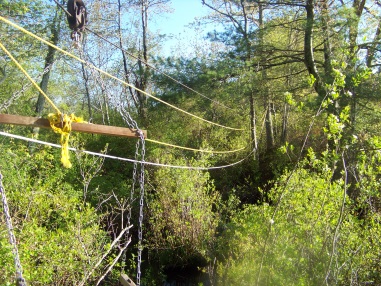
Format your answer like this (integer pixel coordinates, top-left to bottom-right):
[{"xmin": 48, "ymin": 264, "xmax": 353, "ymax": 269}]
[
  {"xmin": 304, "ymin": 0, "xmax": 325, "ymax": 98},
  {"xmin": 30, "ymin": 4, "xmax": 61, "ymax": 149},
  {"xmin": 240, "ymin": 0, "xmax": 258, "ymax": 155},
  {"xmin": 321, "ymin": 0, "xmax": 333, "ymax": 82},
  {"xmin": 265, "ymin": 102, "xmax": 274, "ymax": 150},
  {"xmin": 349, "ymin": 0, "xmax": 365, "ymax": 56},
  {"xmin": 347, "ymin": 0, "xmax": 365, "ymax": 134},
  {"xmin": 281, "ymin": 102, "xmax": 288, "ymax": 144},
  {"xmin": 258, "ymin": 3, "xmax": 274, "ymax": 151},
  {"xmin": 81, "ymin": 60, "xmax": 92, "ymax": 120},
  {"xmin": 249, "ymin": 92, "xmax": 258, "ymax": 156},
  {"xmin": 117, "ymin": 0, "xmax": 138, "ymax": 111},
  {"xmin": 366, "ymin": 21, "xmax": 381, "ymax": 67},
  {"xmin": 137, "ymin": 0, "xmax": 149, "ymax": 121},
  {"xmin": 34, "ymin": 11, "xmax": 61, "ymax": 116}
]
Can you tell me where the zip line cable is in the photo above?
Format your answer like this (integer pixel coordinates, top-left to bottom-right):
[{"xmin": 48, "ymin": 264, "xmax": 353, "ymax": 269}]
[
  {"xmin": 51, "ymin": 0, "xmax": 71, "ymax": 18},
  {"xmin": 85, "ymin": 26, "xmax": 237, "ymax": 111},
  {"xmin": 0, "ymin": 131, "xmax": 252, "ymax": 170},
  {"xmin": 0, "ymin": 16, "xmax": 246, "ymax": 154},
  {"xmin": 145, "ymin": 138, "xmax": 246, "ymax": 154},
  {"xmin": 0, "ymin": 16, "xmax": 244, "ymax": 132},
  {"xmin": 50, "ymin": 0, "xmax": 236, "ymax": 112},
  {"xmin": 0, "ymin": 47, "xmax": 245, "ymax": 156},
  {"xmin": 0, "ymin": 32, "xmax": 246, "ymax": 154},
  {"xmin": 1, "ymin": 16, "xmax": 246, "ymax": 153},
  {"xmin": 77, "ymin": 44, "xmax": 246, "ymax": 154}
]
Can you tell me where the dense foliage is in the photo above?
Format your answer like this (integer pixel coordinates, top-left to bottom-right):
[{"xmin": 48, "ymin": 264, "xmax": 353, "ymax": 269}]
[{"xmin": 1, "ymin": 0, "xmax": 381, "ymax": 285}]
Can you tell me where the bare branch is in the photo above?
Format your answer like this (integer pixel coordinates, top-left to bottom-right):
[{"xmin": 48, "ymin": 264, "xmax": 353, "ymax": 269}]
[{"xmin": 78, "ymin": 225, "xmax": 133, "ymax": 286}]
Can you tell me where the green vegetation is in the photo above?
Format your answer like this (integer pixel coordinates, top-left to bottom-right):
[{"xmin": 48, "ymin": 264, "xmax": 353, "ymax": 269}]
[{"xmin": 1, "ymin": 0, "xmax": 381, "ymax": 285}]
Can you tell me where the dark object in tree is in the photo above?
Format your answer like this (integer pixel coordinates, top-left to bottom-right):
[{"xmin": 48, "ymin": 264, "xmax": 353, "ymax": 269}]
[{"xmin": 66, "ymin": 0, "xmax": 87, "ymax": 41}]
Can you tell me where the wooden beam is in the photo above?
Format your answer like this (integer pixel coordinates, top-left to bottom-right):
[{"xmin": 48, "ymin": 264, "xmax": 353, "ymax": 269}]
[
  {"xmin": 0, "ymin": 114, "xmax": 147, "ymax": 139},
  {"xmin": 119, "ymin": 274, "xmax": 136, "ymax": 286}
]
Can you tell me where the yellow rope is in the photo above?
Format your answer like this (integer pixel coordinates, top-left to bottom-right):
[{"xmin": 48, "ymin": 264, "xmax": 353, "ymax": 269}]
[
  {"xmin": 48, "ymin": 113, "xmax": 85, "ymax": 168},
  {"xmin": 1, "ymin": 17, "xmax": 248, "ymax": 157},
  {"xmin": 0, "ymin": 41, "xmax": 61, "ymax": 115},
  {"xmin": 0, "ymin": 38, "xmax": 246, "ymax": 157},
  {"xmin": 145, "ymin": 138, "xmax": 246, "ymax": 154},
  {"xmin": 0, "ymin": 40, "xmax": 85, "ymax": 168},
  {"xmin": 0, "ymin": 16, "xmax": 245, "ymax": 132}
]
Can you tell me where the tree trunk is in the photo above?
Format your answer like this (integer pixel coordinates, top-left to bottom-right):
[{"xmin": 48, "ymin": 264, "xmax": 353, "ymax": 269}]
[
  {"xmin": 347, "ymin": 0, "xmax": 365, "ymax": 134},
  {"xmin": 265, "ymin": 102, "xmax": 274, "ymax": 150},
  {"xmin": 349, "ymin": 0, "xmax": 365, "ymax": 56},
  {"xmin": 30, "ymin": 3, "xmax": 61, "ymax": 149},
  {"xmin": 281, "ymin": 102, "xmax": 288, "ymax": 144},
  {"xmin": 34, "ymin": 11, "xmax": 61, "ymax": 116},
  {"xmin": 249, "ymin": 92, "xmax": 258, "ymax": 156},
  {"xmin": 366, "ymin": 21, "xmax": 381, "ymax": 67},
  {"xmin": 304, "ymin": 0, "xmax": 325, "ymax": 98},
  {"xmin": 136, "ymin": 0, "xmax": 149, "ymax": 121},
  {"xmin": 117, "ymin": 0, "xmax": 138, "ymax": 111},
  {"xmin": 320, "ymin": 0, "xmax": 334, "ymax": 83},
  {"xmin": 81, "ymin": 59, "xmax": 92, "ymax": 120},
  {"xmin": 258, "ymin": 3, "xmax": 274, "ymax": 151}
]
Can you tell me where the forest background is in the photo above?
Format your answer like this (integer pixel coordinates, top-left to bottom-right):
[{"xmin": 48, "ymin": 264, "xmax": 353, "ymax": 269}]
[{"xmin": 1, "ymin": 0, "xmax": 381, "ymax": 285}]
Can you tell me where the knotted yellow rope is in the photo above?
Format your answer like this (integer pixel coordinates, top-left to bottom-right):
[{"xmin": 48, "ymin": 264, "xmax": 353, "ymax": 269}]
[
  {"xmin": 0, "ymin": 41, "xmax": 88, "ymax": 168},
  {"xmin": 48, "ymin": 113, "xmax": 84, "ymax": 168}
]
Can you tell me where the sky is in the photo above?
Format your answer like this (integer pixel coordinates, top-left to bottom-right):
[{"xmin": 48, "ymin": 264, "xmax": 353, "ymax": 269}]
[
  {"xmin": 154, "ymin": 0, "xmax": 208, "ymax": 34},
  {"xmin": 152, "ymin": 0, "xmax": 216, "ymax": 56}
]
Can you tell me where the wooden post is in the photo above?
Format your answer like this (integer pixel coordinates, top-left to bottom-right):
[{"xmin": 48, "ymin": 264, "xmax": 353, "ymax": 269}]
[
  {"xmin": 119, "ymin": 274, "xmax": 136, "ymax": 286},
  {"xmin": 0, "ymin": 114, "xmax": 147, "ymax": 138}
]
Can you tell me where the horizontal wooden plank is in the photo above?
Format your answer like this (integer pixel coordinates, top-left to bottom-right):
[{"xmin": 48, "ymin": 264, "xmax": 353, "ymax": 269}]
[{"xmin": 0, "ymin": 114, "xmax": 147, "ymax": 138}]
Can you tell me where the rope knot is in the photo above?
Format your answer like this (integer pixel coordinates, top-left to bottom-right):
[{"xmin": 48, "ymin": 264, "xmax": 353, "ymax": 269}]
[{"xmin": 48, "ymin": 113, "xmax": 84, "ymax": 168}]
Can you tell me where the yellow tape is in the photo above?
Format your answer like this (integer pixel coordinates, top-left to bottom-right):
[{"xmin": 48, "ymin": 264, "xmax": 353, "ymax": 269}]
[{"xmin": 48, "ymin": 113, "xmax": 84, "ymax": 168}]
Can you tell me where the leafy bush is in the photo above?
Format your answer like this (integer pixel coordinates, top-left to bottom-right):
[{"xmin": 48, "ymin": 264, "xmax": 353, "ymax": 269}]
[
  {"xmin": 0, "ymin": 142, "xmax": 110, "ymax": 285},
  {"xmin": 147, "ymin": 153, "xmax": 221, "ymax": 268},
  {"xmin": 216, "ymin": 149, "xmax": 381, "ymax": 285}
]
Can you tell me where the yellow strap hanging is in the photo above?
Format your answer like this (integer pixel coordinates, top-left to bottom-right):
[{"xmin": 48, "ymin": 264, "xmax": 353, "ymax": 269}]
[
  {"xmin": 48, "ymin": 113, "xmax": 84, "ymax": 168},
  {"xmin": 0, "ymin": 36, "xmax": 88, "ymax": 168}
]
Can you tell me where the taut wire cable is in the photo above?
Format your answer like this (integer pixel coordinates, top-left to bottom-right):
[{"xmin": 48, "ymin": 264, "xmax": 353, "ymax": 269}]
[
  {"xmin": 76, "ymin": 39, "xmax": 246, "ymax": 154},
  {"xmin": 85, "ymin": 26, "xmax": 236, "ymax": 111},
  {"xmin": 0, "ymin": 131, "xmax": 252, "ymax": 170},
  {"xmin": 0, "ymin": 16, "xmax": 244, "ymax": 132},
  {"xmin": 145, "ymin": 138, "xmax": 246, "ymax": 154}
]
